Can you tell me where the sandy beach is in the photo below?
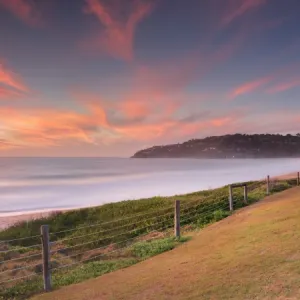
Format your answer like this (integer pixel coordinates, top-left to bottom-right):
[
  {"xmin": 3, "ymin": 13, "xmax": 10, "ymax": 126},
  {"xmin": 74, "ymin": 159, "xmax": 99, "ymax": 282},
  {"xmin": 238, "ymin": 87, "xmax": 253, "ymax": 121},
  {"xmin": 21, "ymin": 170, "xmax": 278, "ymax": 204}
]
[
  {"xmin": 0, "ymin": 211, "xmax": 54, "ymax": 231},
  {"xmin": 0, "ymin": 171, "xmax": 298, "ymax": 231}
]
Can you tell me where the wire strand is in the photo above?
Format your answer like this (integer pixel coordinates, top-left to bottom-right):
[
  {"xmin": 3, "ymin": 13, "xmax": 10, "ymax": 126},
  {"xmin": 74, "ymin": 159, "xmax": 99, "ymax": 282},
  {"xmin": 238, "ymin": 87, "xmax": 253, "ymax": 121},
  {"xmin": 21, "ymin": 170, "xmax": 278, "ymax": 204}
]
[
  {"xmin": 0, "ymin": 261, "xmax": 42, "ymax": 275},
  {"xmin": 0, "ymin": 243, "xmax": 42, "ymax": 255},
  {"xmin": 0, "ymin": 234, "xmax": 41, "ymax": 245},
  {"xmin": 0, "ymin": 252, "xmax": 42, "ymax": 265},
  {"xmin": 51, "ymin": 204, "xmax": 227, "ymax": 262},
  {"xmin": 51, "ymin": 201, "xmax": 228, "ymax": 255},
  {"xmin": 51, "ymin": 209, "xmax": 176, "ymax": 244},
  {"xmin": 51, "ymin": 223, "xmax": 174, "ymax": 271},
  {"xmin": 0, "ymin": 271, "xmax": 42, "ymax": 285},
  {"xmin": 50, "ymin": 205, "xmax": 176, "ymax": 237},
  {"xmin": 50, "ymin": 200, "xmax": 219, "ymax": 245},
  {"xmin": 50, "ymin": 217, "xmax": 175, "ymax": 255}
]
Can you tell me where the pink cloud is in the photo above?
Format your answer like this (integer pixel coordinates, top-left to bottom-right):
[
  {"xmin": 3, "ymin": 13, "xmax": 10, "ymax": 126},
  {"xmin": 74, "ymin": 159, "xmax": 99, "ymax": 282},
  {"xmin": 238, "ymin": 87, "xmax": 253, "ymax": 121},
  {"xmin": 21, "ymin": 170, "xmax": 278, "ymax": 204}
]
[
  {"xmin": 267, "ymin": 77, "xmax": 300, "ymax": 94},
  {"xmin": 0, "ymin": 0, "xmax": 41, "ymax": 26},
  {"xmin": 222, "ymin": 0, "xmax": 267, "ymax": 25},
  {"xmin": 0, "ymin": 62, "xmax": 29, "ymax": 93},
  {"xmin": 0, "ymin": 86, "xmax": 22, "ymax": 100},
  {"xmin": 229, "ymin": 62, "xmax": 300, "ymax": 99},
  {"xmin": 229, "ymin": 75, "xmax": 273, "ymax": 99},
  {"xmin": 82, "ymin": 0, "xmax": 154, "ymax": 61}
]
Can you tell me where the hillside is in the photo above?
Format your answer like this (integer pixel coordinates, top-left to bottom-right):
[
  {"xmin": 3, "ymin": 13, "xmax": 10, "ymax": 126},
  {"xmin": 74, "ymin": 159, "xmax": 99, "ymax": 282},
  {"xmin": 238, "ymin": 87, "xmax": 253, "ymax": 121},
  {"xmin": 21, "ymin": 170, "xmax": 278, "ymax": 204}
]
[
  {"xmin": 132, "ymin": 133, "xmax": 300, "ymax": 158},
  {"xmin": 33, "ymin": 187, "xmax": 300, "ymax": 300}
]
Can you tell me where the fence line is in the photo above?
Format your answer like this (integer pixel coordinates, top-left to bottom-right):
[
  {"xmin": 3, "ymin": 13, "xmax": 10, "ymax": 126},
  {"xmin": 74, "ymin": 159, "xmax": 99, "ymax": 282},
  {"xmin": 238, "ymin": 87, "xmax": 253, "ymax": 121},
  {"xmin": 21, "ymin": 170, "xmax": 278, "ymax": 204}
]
[
  {"xmin": 50, "ymin": 199, "xmax": 226, "ymax": 246},
  {"xmin": 1, "ymin": 172, "xmax": 299, "ymax": 293}
]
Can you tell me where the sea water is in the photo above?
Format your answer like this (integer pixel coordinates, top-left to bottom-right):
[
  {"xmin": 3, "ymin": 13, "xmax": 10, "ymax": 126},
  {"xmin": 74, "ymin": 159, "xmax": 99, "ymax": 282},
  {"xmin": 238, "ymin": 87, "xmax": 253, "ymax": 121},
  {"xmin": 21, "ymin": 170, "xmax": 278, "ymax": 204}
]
[{"xmin": 0, "ymin": 157, "xmax": 299, "ymax": 215}]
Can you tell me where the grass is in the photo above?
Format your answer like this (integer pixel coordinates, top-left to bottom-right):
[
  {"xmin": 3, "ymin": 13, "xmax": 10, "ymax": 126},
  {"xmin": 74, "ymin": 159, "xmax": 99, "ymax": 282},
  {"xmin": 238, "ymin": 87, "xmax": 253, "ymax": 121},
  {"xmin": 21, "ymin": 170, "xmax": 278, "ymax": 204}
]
[
  {"xmin": 0, "ymin": 178, "xmax": 297, "ymax": 299},
  {"xmin": 31, "ymin": 186, "xmax": 300, "ymax": 300},
  {"xmin": 1, "ymin": 237, "xmax": 188, "ymax": 300},
  {"xmin": 130, "ymin": 237, "xmax": 190, "ymax": 259}
]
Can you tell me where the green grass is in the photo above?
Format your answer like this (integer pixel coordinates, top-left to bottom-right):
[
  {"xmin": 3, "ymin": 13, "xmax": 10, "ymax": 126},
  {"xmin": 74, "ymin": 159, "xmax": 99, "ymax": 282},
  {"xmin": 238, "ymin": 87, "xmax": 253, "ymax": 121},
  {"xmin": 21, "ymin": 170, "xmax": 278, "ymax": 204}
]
[{"xmin": 130, "ymin": 237, "xmax": 189, "ymax": 259}]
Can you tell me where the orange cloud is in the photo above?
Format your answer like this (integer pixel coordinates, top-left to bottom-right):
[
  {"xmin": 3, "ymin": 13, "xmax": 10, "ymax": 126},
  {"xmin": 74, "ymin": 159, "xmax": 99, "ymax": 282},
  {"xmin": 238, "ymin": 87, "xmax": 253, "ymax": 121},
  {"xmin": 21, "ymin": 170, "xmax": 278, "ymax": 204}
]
[
  {"xmin": 0, "ymin": 105, "xmax": 106, "ymax": 148},
  {"xmin": 0, "ymin": 98, "xmax": 252, "ymax": 151},
  {"xmin": 266, "ymin": 77, "xmax": 300, "ymax": 94},
  {"xmin": 222, "ymin": 0, "xmax": 267, "ymax": 25},
  {"xmin": 0, "ymin": 0, "xmax": 41, "ymax": 26},
  {"xmin": 82, "ymin": 0, "xmax": 154, "ymax": 61}
]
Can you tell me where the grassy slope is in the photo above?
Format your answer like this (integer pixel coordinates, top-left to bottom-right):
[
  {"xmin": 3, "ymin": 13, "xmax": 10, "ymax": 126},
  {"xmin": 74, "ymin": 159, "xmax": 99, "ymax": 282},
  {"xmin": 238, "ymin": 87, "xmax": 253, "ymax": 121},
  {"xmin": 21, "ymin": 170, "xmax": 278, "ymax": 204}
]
[{"xmin": 33, "ymin": 187, "xmax": 300, "ymax": 300}]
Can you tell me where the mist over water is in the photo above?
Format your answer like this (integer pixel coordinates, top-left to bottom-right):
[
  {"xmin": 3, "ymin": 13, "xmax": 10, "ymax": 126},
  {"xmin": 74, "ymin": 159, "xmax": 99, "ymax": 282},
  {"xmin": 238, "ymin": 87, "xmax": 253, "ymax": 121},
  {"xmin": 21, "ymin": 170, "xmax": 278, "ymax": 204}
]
[{"xmin": 0, "ymin": 157, "xmax": 299, "ymax": 216}]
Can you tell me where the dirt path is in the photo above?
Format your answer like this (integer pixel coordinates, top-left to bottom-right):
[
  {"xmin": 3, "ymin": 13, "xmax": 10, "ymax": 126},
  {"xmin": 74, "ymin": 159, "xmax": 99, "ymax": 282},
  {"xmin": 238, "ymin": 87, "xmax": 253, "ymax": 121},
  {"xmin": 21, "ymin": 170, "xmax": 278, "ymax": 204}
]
[{"xmin": 33, "ymin": 187, "xmax": 300, "ymax": 300}]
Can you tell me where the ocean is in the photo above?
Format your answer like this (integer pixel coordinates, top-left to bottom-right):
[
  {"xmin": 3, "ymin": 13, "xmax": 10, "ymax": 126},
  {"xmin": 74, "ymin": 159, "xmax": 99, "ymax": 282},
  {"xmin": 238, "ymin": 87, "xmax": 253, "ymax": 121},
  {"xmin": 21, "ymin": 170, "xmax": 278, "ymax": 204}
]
[{"xmin": 0, "ymin": 157, "xmax": 299, "ymax": 216}]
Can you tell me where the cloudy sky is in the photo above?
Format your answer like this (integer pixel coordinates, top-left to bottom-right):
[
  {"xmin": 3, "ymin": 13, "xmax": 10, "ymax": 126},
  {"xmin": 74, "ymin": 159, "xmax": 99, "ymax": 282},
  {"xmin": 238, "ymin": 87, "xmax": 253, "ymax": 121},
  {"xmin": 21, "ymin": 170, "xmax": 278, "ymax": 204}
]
[{"xmin": 0, "ymin": 0, "xmax": 299, "ymax": 157}]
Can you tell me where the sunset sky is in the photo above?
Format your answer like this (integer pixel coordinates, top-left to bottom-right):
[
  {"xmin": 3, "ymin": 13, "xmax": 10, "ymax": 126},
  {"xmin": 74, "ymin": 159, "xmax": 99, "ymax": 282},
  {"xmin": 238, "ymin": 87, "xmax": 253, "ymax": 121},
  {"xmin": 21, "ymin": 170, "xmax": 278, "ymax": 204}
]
[{"xmin": 0, "ymin": 0, "xmax": 299, "ymax": 157}]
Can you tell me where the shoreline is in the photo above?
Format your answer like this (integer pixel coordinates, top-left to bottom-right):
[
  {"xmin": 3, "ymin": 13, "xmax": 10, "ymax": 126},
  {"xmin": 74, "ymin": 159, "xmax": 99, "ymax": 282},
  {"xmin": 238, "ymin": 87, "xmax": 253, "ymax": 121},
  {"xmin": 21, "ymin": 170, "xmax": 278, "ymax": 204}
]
[{"xmin": 0, "ymin": 171, "xmax": 298, "ymax": 231}]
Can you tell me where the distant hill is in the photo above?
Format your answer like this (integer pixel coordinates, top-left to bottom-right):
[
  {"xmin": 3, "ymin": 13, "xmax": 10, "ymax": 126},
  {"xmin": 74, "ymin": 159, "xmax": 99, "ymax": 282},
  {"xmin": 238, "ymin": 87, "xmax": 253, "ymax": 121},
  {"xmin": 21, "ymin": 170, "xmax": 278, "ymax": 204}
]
[{"xmin": 132, "ymin": 134, "xmax": 300, "ymax": 158}]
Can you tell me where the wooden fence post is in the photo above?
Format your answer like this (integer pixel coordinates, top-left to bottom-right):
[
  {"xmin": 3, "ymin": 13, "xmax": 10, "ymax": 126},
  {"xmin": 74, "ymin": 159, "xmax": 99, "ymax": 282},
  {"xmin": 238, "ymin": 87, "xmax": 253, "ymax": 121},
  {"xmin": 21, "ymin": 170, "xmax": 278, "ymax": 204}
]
[
  {"xmin": 174, "ymin": 200, "xmax": 180, "ymax": 238},
  {"xmin": 41, "ymin": 225, "xmax": 51, "ymax": 292},
  {"xmin": 244, "ymin": 185, "xmax": 248, "ymax": 204},
  {"xmin": 297, "ymin": 172, "xmax": 300, "ymax": 186},
  {"xmin": 266, "ymin": 175, "xmax": 270, "ymax": 195},
  {"xmin": 229, "ymin": 185, "xmax": 233, "ymax": 211}
]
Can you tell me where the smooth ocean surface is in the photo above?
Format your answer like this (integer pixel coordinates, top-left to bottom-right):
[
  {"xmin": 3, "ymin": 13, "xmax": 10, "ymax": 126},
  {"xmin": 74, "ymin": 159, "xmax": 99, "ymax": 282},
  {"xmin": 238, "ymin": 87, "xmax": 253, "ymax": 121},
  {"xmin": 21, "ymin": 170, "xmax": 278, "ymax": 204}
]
[{"xmin": 0, "ymin": 157, "xmax": 299, "ymax": 216}]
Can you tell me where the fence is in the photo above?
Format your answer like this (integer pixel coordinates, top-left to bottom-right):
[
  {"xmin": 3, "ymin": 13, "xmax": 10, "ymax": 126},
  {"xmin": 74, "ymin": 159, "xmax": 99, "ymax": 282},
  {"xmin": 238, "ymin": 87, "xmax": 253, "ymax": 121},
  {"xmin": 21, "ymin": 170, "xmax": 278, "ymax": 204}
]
[{"xmin": 0, "ymin": 172, "xmax": 299, "ymax": 295}]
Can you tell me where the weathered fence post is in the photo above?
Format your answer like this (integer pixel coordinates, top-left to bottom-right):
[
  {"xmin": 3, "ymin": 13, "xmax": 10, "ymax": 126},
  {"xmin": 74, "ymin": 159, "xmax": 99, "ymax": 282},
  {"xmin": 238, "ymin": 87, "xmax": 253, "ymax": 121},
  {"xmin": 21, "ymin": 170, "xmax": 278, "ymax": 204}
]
[
  {"xmin": 266, "ymin": 175, "xmax": 270, "ymax": 195},
  {"xmin": 297, "ymin": 172, "xmax": 300, "ymax": 186},
  {"xmin": 174, "ymin": 200, "xmax": 180, "ymax": 238},
  {"xmin": 229, "ymin": 185, "xmax": 233, "ymax": 211},
  {"xmin": 243, "ymin": 185, "xmax": 248, "ymax": 204},
  {"xmin": 41, "ymin": 225, "xmax": 51, "ymax": 292}
]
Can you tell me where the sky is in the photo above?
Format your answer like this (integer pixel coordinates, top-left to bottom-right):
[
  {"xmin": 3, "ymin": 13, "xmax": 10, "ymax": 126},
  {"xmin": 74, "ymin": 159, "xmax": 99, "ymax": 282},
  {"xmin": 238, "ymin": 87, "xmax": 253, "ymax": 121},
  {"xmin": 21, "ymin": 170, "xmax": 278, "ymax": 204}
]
[{"xmin": 0, "ymin": 0, "xmax": 299, "ymax": 157}]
